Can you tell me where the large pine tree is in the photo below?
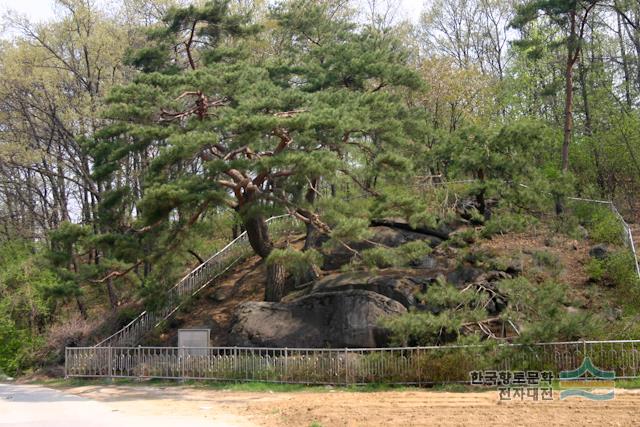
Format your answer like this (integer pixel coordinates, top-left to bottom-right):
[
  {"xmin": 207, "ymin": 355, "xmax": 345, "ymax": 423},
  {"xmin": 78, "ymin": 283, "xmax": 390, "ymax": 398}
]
[{"xmin": 96, "ymin": 0, "xmax": 421, "ymax": 301}]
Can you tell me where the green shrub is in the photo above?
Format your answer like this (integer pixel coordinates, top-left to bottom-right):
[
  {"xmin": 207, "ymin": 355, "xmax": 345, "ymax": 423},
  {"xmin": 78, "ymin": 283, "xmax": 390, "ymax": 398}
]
[
  {"xmin": 397, "ymin": 240, "xmax": 433, "ymax": 263},
  {"xmin": 487, "ymin": 255, "xmax": 520, "ymax": 272},
  {"xmin": 449, "ymin": 229, "xmax": 478, "ymax": 247},
  {"xmin": 457, "ymin": 247, "xmax": 492, "ymax": 267},
  {"xmin": 606, "ymin": 250, "xmax": 639, "ymax": 287},
  {"xmin": 481, "ymin": 213, "xmax": 536, "ymax": 238},
  {"xmin": 116, "ymin": 306, "xmax": 140, "ymax": 329},
  {"xmin": 380, "ymin": 281, "xmax": 487, "ymax": 346},
  {"xmin": 361, "ymin": 248, "xmax": 395, "ymax": 268},
  {"xmin": 572, "ymin": 202, "xmax": 609, "ymax": 225},
  {"xmin": 361, "ymin": 241, "xmax": 432, "ymax": 269},
  {"xmin": 570, "ymin": 202, "xmax": 623, "ymax": 245},
  {"xmin": 531, "ymin": 250, "xmax": 562, "ymax": 276},
  {"xmin": 550, "ymin": 215, "xmax": 584, "ymax": 240},
  {"xmin": 498, "ymin": 278, "xmax": 606, "ymax": 342},
  {"xmin": 415, "ymin": 344, "xmax": 494, "ymax": 383},
  {"xmin": 588, "ymin": 250, "xmax": 640, "ymax": 299},
  {"xmin": 590, "ymin": 214, "xmax": 624, "ymax": 245},
  {"xmin": 380, "ymin": 309, "xmax": 465, "ymax": 346},
  {"xmin": 267, "ymin": 248, "xmax": 323, "ymax": 283},
  {"xmin": 601, "ymin": 251, "xmax": 640, "ymax": 313},
  {"xmin": 0, "ymin": 314, "xmax": 31, "ymax": 376},
  {"xmin": 585, "ymin": 258, "xmax": 606, "ymax": 281}
]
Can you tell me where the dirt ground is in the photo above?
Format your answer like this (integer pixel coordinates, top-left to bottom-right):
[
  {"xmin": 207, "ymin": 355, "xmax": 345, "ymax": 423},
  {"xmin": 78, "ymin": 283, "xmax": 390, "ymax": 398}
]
[{"xmin": 61, "ymin": 384, "xmax": 640, "ymax": 426}]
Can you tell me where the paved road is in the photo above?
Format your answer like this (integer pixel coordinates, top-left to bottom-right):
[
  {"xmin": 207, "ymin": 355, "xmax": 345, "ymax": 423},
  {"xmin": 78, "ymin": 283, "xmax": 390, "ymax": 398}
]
[{"xmin": 0, "ymin": 383, "xmax": 248, "ymax": 427}]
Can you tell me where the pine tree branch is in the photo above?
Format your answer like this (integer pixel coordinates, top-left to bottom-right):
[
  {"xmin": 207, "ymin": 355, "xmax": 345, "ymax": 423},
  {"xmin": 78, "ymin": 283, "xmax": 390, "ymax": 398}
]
[
  {"xmin": 339, "ymin": 169, "xmax": 380, "ymax": 197},
  {"xmin": 185, "ymin": 19, "xmax": 198, "ymax": 70},
  {"xmin": 90, "ymin": 260, "xmax": 143, "ymax": 284},
  {"xmin": 187, "ymin": 249, "xmax": 204, "ymax": 264}
]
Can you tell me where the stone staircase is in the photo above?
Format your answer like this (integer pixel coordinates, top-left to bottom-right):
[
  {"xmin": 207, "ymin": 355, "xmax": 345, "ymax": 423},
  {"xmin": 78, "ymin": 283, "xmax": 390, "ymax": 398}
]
[{"xmin": 94, "ymin": 215, "xmax": 298, "ymax": 347}]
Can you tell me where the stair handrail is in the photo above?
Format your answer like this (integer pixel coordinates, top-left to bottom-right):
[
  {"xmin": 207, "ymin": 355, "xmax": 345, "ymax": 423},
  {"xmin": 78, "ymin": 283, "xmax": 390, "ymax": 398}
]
[{"xmin": 94, "ymin": 214, "xmax": 296, "ymax": 347}]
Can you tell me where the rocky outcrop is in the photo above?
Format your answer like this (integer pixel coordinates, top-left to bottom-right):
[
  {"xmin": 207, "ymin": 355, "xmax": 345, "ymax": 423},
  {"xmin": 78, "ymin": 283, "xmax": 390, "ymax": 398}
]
[
  {"xmin": 228, "ymin": 219, "xmax": 521, "ymax": 348},
  {"xmin": 321, "ymin": 225, "xmax": 443, "ymax": 270},
  {"xmin": 229, "ymin": 259, "xmax": 517, "ymax": 348},
  {"xmin": 229, "ymin": 289, "xmax": 407, "ymax": 348},
  {"xmin": 589, "ymin": 244, "xmax": 609, "ymax": 260},
  {"xmin": 308, "ymin": 271, "xmax": 428, "ymax": 308}
]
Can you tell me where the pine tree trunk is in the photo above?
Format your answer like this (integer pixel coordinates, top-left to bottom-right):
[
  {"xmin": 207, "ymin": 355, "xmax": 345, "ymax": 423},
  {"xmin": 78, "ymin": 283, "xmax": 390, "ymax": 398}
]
[
  {"xmin": 244, "ymin": 213, "xmax": 288, "ymax": 302},
  {"xmin": 303, "ymin": 222, "xmax": 320, "ymax": 250},
  {"xmin": 562, "ymin": 15, "xmax": 576, "ymax": 175},
  {"xmin": 303, "ymin": 178, "xmax": 320, "ymax": 250},
  {"xmin": 244, "ymin": 213, "xmax": 272, "ymax": 258},
  {"xmin": 106, "ymin": 277, "xmax": 118, "ymax": 310},
  {"xmin": 265, "ymin": 262, "xmax": 286, "ymax": 302},
  {"xmin": 558, "ymin": 10, "xmax": 577, "ymax": 215},
  {"xmin": 476, "ymin": 169, "xmax": 489, "ymax": 220},
  {"xmin": 76, "ymin": 296, "xmax": 87, "ymax": 319},
  {"xmin": 578, "ymin": 52, "xmax": 606, "ymax": 196},
  {"xmin": 617, "ymin": 12, "xmax": 633, "ymax": 108}
]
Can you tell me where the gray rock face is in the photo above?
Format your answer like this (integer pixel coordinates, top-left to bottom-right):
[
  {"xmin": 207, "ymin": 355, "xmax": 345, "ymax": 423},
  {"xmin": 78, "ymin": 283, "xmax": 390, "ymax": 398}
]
[
  {"xmin": 321, "ymin": 226, "xmax": 442, "ymax": 270},
  {"xmin": 411, "ymin": 255, "xmax": 439, "ymax": 269},
  {"xmin": 228, "ymin": 231, "xmax": 521, "ymax": 348},
  {"xmin": 446, "ymin": 265, "xmax": 483, "ymax": 285},
  {"xmin": 229, "ymin": 289, "xmax": 407, "ymax": 348},
  {"xmin": 309, "ymin": 272, "xmax": 422, "ymax": 308},
  {"xmin": 589, "ymin": 244, "xmax": 609, "ymax": 260}
]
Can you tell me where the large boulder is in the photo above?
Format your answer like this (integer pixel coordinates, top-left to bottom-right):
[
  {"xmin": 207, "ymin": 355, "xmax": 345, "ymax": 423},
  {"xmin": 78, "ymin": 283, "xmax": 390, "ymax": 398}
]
[
  {"xmin": 309, "ymin": 271, "xmax": 432, "ymax": 308},
  {"xmin": 229, "ymin": 289, "xmax": 407, "ymax": 348}
]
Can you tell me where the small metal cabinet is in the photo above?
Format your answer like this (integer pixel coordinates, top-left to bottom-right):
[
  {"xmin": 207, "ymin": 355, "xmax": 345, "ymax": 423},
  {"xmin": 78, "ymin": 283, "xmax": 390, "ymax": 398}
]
[{"xmin": 178, "ymin": 328, "xmax": 210, "ymax": 357}]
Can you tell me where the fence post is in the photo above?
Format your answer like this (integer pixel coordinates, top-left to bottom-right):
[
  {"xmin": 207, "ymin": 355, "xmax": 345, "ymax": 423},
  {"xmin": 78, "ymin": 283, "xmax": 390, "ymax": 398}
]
[
  {"xmin": 181, "ymin": 347, "xmax": 186, "ymax": 381},
  {"xmin": 284, "ymin": 347, "xmax": 288, "ymax": 381},
  {"xmin": 64, "ymin": 347, "xmax": 68, "ymax": 379},
  {"xmin": 108, "ymin": 346, "xmax": 113, "ymax": 382},
  {"xmin": 233, "ymin": 346, "xmax": 238, "ymax": 383},
  {"xmin": 344, "ymin": 348, "xmax": 349, "ymax": 386},
  {"xmin": 417, "ymin": 348, "xmax": 421, "ymax": 388},
  {"xmin": 137, "ymin": 345, "xmax": 142, "ymax": 380}
]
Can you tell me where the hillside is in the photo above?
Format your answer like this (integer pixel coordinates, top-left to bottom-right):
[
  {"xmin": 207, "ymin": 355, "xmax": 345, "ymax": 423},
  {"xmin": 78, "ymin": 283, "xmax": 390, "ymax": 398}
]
[
  {"xmin": 139, "ymin": 201, "xmax": 639, "ymax": 349},
  {"xmin": 3, "ymin": 0, "xmax": 640, "ymax": 382}
]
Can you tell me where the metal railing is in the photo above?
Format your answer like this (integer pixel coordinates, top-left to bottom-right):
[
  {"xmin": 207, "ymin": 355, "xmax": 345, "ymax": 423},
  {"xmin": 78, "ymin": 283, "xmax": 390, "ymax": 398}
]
[
  {"xmin": 94, "ymin": 215, "xmax": 301, "ymax": 348},
  {"xmin": 66, "ymin": 340, "xmax": 640, "ymax": 384}
]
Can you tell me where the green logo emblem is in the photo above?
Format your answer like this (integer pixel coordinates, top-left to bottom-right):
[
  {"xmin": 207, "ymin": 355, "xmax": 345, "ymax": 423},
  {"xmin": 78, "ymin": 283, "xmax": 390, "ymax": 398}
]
[{"xmin": 559, "ymin": 357, "xmax": 615, "ymax": 400}]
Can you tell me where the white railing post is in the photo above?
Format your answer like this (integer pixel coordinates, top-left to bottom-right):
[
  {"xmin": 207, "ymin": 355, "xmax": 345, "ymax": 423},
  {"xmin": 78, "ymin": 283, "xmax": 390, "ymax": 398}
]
[
  {"xmin": 108, "ymin": 346, "xmax": 113, "ymax": 382},
  {"xmin": 344, "ymin": 348, "xmax": 349, "ymax": 386},
  {"xmin": 284, "ymin": 347, "xmax": 288, "ymax": 380}
]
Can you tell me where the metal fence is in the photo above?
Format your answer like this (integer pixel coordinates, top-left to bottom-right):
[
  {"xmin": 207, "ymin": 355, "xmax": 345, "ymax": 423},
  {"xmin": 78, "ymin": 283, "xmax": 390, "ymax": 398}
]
[
  {"xmin": 94, "ymin": 215, "xmax": 301, "ymax": 347},
  {"xmin": 66, "ymin": 340, "xmax": 640, "ymax": 385}
]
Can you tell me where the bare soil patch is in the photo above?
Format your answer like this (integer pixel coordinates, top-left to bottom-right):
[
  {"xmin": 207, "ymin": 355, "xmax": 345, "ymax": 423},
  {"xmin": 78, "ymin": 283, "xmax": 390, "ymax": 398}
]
[
  {"xmin": 61, "ymin": 384, "xmax": 640, "ymax": 426},
  {"xmin": 478, "ymin": 227, "xmax": 592, "ymax": 287}
]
